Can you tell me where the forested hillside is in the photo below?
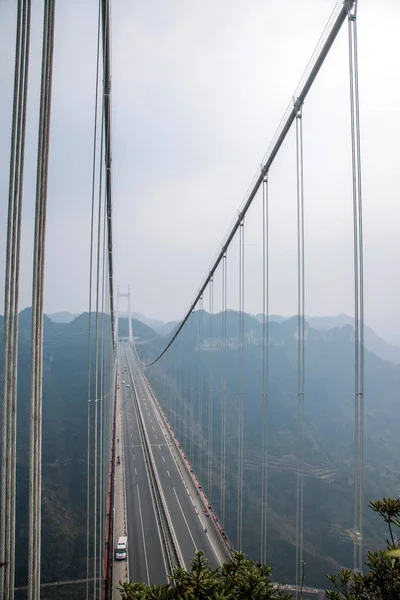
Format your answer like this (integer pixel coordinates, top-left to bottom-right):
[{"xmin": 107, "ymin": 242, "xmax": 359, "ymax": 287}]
[
  {"xmin": 0, "ymin": 310, "xmax": 112, "ymax": 598},
  {"xmin": 1, "ymin": 309, "xmax": 399, "ymax": 593},
  {"xmin": 137, "ymin": 310, "xmax": 400, "ymax": 588}
]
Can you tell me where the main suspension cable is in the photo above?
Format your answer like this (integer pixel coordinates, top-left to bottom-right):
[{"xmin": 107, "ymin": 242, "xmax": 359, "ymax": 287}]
[{"xmin": 133, "ymin": 0, "xmax": 355, "ymax": 369}]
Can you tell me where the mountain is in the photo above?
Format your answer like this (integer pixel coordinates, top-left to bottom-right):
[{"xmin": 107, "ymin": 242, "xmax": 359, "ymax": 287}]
[
  {"xmin": 0, "ymin": 308, "xmax": 112, "ymax": 598},
  {"xmin": 4, "ymin": 307, "xmax": 399, "ymax": 591},
  {"xmin": 131, "ymin": 312, "xmax": 179, "ymax": 335},
  {"xmin": 136, "ymin": 310, "xmax": 400, "ymax": 588},
  {"xmin": 253, "ymin": 313, "xmax": 400, "ymax": 365},
  {"xmin": 46, "ymin": 311, "xmax": 79, "ymax": 323}
]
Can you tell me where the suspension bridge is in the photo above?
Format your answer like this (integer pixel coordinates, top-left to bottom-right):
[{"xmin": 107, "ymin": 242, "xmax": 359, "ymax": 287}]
[{"xmin": 1, "ymin": 0, "xmax": 396, "ymax": 598}]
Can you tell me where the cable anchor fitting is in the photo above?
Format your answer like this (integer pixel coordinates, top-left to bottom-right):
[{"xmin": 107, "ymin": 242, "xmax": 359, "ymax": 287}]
[{"xmin": 293, "ymin": 96, "xmax": 303, "ymax": 118}]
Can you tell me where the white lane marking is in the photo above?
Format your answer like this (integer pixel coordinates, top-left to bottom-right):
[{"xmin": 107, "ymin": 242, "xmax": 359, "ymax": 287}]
[
  {"xmin": 173, "ymin": 487, "xmax": 197, "ymax": 551},
  {"xmin": 152, "ymin": 426, "xmax": 155, "ymax": 431},
  {"xmin": 162, "ymin": 456, "xmax": 165, "ymax": 463},
  {"xmin": 155, "ymin": 434, "xmax": 158, "ymax": 440},
  {"xmin": 133, "ymin": 454, "xmax": 135, "ymax": 460},
  {"xmin": 204, "ymin": 528, "xmax": 220, "ymax": 564},
  {"xmin": 135, "ymin": 467, "xmax": 137, "ymax": 475},
  {"xmin": 137, "ymin": 484, "xmax": 150, "ymax": 585},
  {"xmin": 167, "ymin": 470, "xmax": 170, "ymax": 478}
]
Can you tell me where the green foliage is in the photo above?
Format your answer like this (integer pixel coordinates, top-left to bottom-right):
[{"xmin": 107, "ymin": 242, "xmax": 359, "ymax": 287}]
[
  {"xmin": 117, "ymin": 550, "xmax": 292, "ymax": 599},
  {"xmin": 326, "ymin": 498, "xmax": 400, "ymax": 599}
]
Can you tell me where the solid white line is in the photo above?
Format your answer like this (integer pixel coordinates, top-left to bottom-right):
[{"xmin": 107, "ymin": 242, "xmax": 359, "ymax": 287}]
[
  {"xmin": 173, "ymin": 487, "xmax": 197, "ymax": 551},
  {"xmin": 137, "ymin": 484, "xmax": 150, "ymax": 585}
]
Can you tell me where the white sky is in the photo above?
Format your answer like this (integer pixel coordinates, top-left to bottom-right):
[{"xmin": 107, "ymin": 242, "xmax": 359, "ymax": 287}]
[{"xmin": 0, "ymin": 0, "xmax": 399, "ymax": 340}]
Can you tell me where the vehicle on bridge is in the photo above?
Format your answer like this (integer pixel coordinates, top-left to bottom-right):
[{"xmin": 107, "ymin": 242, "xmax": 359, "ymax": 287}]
[{"xmin": 115, "ymin": 536, "xmax": 127, "ymax": 560}]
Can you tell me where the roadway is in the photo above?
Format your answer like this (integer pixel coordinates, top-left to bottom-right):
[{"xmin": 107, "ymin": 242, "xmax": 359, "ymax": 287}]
[
  {"xmin": 120, "ymin": 341, "xmax": 224, "ymax": 583},
  {"xmin": 119, "ymin": 347, "xmax": 167, "ymax": 585}
]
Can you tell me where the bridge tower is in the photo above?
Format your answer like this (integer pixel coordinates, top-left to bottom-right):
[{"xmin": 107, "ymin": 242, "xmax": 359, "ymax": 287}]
[{"xmin": 117, "ymin": 286, "xmax": 133, "ymax": 343}]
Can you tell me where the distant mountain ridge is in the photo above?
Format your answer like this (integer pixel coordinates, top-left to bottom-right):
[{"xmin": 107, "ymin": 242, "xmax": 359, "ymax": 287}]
[
  {"xmin": 46, "ymin": 311, "xmax": 79, "ymax": 323},
  {"xmin": 42, "ymin": 310, "xmax": 400, "ymax": 364},
  {"xmin": 253, "ymin": 313, "xmax": 400, "ymax": 365},
  {"xmin": 136, "ymin": 309, "xmax": 400, "ymax": 587},
  {"xmin": 131, "ymin": 312, "xmax": 179, "ymax": 335}
]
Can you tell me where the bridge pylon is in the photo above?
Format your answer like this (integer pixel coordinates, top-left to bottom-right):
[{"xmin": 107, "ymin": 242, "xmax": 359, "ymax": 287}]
[{"xmin": 117, "ymin": 286, "xmax": 133, "ymax": 343}]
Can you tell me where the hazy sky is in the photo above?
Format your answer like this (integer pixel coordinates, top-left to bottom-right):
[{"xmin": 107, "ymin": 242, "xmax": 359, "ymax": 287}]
[{"xmin": 0, "ymin": 0, "xmax": 399, "ymax": 339}]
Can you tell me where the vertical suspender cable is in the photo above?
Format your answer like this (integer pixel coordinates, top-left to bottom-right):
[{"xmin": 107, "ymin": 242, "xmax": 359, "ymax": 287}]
[
  {"xmin": 261, "ymin": 176, "xmax": 269, "ymax": 565},
  {"xmin": 295, "ymin": 104, "xmax": 305, "ymax": 599},
  {"xmin": 101, "ymin": 0, "xmax": 116, "ymax": 353},
  {"xmin": 28, "ymin": 1, "xmax": 55, "ymax": 598},
  {"xmin": 198, "ymin": 296, "xmax": 204, "ymax": 478},
  {"xmin": 220, "ymin": 253, "xmax": 227, "ymax": 526},
  {"xmin": 1, "ymin": 2, "xmax": 31, "ymax": 597},
  {"xmin": 190, "ymin": 313, "xmax": 195, "ymax": 463},
  {"xmin": 237, "ymin": 221, "xmax": 245, "ymax": 550},
  {"xmin": 93, "ymin": 112, "xmax": 104, "ymax": 600},
  {"xmin": 87, "ymin": 1, "xmax": 102, "ymax": 595},
  {"xmin": 207, "ymin": 280, "xmax": 214, "ymax": 499},
  {"xmin": 347, "ymin": 0, "xmax": 364, "ymax": 573},
  {"xmin": 99, "ymin": 190, "xmax": 107, "ymax": 598}
]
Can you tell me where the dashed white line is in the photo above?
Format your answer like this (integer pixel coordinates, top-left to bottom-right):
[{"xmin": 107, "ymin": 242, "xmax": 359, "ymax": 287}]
[
  {"xmin": 162, "ymin": 456, "xmax": 165, "ymax": 463},
  {"xmin": 137, "ymin": 485, "xmax": 150, "ymax": 585},
  {"xmin": 135, "ymin": 467, "xmax": 137, "ymax": 475},
  {"xmin": 167, "ymin": 470, "xmax": 170, "ymax": 478},
  {"xmin": 173, "ymin": 487, "xmax": 197, "ymax": 551}
]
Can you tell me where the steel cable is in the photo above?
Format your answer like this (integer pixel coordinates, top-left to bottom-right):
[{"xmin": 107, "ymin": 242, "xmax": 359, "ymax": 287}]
[
  {"xmin": 347, "ymin": 0, "xmax": 364, "ymax": 573},
  {"xmin": 28, "ymin": 2, "xmax": 55, "ymax": 597},
  {"xmin": 295, "ymin": 106, "xmax": 305, "ymax": 599},
  {"xmin": 220, "ymin": 253, "xmax": 227, "ymax": 526},
  {"xmin": 1, "ymin": 2, "xmax": 31, "ymax": 597},
  {"xmin": 133, "ymin": 0, "xmax": 355, "ymax": 369},
  {"xmin": 261, "ymin": 176, "xmax": 269, "ymax": 565},
  {"xmin": 99, "ymin": 195, "xmax": 107, "ymax": 599},
  {"xmin": 86, "ymin": 1, "xmax": 102, "ymax": 595},
  {"xmin": 198, "ymin": 297, "xmax": 204, "ymax": 478},
  {"xmin": 93, "ymin": 109, "xmax": 104, "ymax": 599},
  {"xmin": 237, "ymin": 221, "xmax": 245, "ymax": 550},
  {"xmin": 207, "ymin": 280, "xmax": 214, "ymax": 499}
]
